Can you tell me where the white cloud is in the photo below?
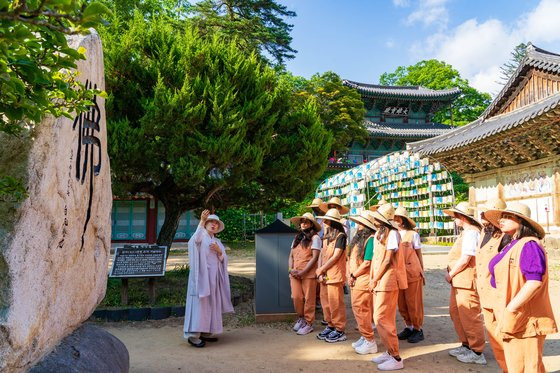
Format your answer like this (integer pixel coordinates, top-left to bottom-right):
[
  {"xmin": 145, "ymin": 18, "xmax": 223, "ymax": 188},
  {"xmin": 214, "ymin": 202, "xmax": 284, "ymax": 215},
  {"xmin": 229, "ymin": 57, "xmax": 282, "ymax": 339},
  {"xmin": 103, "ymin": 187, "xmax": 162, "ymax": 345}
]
[
  {"xmin": 411, "ymin": 0, "xmax": 560, "ymax": 95},
  {"xmin": 392, "ymin": 0, "xmax": 410, "ymax": 7},
  {"xmin": 386, "ymin": 39, "xmax": 396, "ymax": 48},
  {"xmin": 520, "ymin": 0, "xmax": 560, "ymax": 43},
  {"xmin": 405, "ymin": 0, "xmax": 449, "ymax": 29}
]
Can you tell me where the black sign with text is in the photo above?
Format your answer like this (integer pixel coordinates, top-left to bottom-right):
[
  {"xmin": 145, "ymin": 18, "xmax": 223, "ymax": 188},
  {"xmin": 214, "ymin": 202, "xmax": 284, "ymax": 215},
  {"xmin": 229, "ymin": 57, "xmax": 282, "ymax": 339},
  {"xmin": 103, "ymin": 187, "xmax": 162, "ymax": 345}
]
[{"xmin": 109, "ymin": 245, "xmax": 167, "ymax": 278}]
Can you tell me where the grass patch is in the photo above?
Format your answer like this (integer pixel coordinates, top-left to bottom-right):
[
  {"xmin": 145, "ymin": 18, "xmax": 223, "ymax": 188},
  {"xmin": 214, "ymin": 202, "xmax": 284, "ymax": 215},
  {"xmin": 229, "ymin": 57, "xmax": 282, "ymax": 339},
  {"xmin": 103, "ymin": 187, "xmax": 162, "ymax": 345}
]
[{"xmin": 99, "ymin": 265, "xmax": 253, "ymax": 308}]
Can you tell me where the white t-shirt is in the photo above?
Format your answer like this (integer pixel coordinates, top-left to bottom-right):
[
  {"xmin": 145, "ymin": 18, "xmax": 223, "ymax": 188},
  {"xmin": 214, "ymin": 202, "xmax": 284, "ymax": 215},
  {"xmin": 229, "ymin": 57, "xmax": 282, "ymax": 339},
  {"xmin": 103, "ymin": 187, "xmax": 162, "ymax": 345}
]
[
  {"xmin": 291, "ymin": 235, "xmax": 322, "ymax": 251},
  {"xmin": 376, "ymin": 229, "xmax": 400, "ymax": 251},
  {"xmin": 461, "ymin": 229, "xmax": 479, "ymax": 256},
  {"xmin": 398, "ymin": 230, "xmax": 421, "ymax": 249}
]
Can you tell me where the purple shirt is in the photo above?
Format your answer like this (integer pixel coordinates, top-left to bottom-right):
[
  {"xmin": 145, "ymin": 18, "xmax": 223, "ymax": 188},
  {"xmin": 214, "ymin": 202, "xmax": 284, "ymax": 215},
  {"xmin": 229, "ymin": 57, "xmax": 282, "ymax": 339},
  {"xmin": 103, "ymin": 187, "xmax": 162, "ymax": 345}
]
[{"xmin": 489, "ymin": 239, "xmax": 546, "ymax": 288}]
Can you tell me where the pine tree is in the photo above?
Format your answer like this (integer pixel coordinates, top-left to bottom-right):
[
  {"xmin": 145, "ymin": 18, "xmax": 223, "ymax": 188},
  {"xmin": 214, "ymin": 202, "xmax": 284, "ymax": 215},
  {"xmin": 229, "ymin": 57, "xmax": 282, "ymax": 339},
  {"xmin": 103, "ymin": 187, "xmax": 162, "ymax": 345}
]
[
  {"xmin": 498, "ymin": 43, "xmax": 528, "ymax": 85},
  {"xmin": 189, "ymin": 0, "xmax": 297, "ymax": 66},
  {"xmin": 101, "ymin": 15, "xmax": 330, "ymax": 247}
]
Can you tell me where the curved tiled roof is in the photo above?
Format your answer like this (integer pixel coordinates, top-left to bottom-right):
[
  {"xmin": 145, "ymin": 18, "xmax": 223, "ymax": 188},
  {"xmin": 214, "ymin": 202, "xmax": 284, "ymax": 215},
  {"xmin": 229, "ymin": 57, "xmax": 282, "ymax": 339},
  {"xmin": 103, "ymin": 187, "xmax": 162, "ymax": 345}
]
[
  {"xmin": 365, "ymin": 120, "xmax": 453, "ymax": 138},
  {"xmin": 343, "ymin": 80, "xmax": 462, "ymax": 100},
  {"xmin": 482, "ymin": 43, "xmax": 560, "ymax": 119},
  {"xmin": 408, "ymin": 91, "xmax": 560, "ymax": 155}
]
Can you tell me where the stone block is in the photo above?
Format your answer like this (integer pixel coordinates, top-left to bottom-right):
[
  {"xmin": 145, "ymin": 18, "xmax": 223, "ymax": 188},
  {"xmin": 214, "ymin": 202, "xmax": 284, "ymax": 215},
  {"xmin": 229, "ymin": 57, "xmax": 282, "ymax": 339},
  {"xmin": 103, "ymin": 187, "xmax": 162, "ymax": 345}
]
[{"xmin": 0, "ymin": 31, "xmax": 112, "ymax": 372}]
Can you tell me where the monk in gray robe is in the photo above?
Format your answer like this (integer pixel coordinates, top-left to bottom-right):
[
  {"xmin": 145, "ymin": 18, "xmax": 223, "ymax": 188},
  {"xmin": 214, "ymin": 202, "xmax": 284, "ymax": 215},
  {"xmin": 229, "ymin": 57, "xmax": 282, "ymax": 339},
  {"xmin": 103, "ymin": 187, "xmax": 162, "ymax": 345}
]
[{"xmin": 184, "ymin": 210, "xmax": 234, "ymax": 347}]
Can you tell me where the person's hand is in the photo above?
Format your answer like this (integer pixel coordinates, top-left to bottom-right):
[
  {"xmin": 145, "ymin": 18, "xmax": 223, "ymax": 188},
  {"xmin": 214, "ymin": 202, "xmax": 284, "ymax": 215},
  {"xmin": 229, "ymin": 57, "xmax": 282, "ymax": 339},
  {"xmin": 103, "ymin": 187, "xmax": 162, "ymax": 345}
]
[
  {"xmin": 290, "ymin": 269, "xmax": 301, "ymax": 278},
  {"xmin": 315, "ymin": 267, "xmax": 323, "ymax": 278},
  {"xmin": 210, "ymin": 242, "xmax": 222, "ymax": 256},
  {"xmin": 201, "ymin": 209, "xmax": 210, "ymax": 223},
  {"xmin": 349, "ymin": 277, "xmax": 356, "ymax": 287},
  {"xmin": 445, "ymin": 273, "xmax": 452, "ymax": 284}
]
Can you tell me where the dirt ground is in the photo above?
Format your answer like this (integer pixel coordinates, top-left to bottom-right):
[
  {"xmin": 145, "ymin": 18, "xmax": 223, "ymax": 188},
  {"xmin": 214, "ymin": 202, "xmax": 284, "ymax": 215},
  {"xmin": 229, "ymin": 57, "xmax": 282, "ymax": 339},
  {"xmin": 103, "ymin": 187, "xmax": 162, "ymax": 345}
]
[{"xmin": 99, "ymin": 254, "xmax": 560, "ymax": 373}]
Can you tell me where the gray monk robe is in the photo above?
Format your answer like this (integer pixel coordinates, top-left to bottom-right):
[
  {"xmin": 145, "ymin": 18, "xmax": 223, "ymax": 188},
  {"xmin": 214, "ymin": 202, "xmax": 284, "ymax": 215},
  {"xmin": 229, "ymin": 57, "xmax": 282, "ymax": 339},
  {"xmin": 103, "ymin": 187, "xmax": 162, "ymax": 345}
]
[{"xmin": 184, "ymin": 225, "xmax": 234, "ymax": 339}]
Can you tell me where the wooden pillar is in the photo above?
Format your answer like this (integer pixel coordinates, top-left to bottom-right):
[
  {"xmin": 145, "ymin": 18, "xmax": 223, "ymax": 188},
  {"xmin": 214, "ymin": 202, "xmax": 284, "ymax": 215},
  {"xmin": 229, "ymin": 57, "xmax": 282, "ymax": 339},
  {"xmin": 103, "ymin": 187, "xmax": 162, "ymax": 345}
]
[
  {"xmin": 553, "ymin": 170, "xmax": 560, "ymax": 226},
  {"xmin": 497, "ymin": 182, "xmax": 505, "ymax": 200},
  {"xmin": 468, "ymin": 186, "xmax": 476, "ymax": 206}
]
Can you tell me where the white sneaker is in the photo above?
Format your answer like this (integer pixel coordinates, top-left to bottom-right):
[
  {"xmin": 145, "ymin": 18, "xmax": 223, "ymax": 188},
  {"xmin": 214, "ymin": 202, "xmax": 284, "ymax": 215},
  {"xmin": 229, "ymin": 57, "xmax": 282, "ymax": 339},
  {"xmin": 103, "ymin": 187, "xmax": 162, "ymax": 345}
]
[
  {"xmin": 377, "ymin": 356, "xmax": 404, "ymax": 371},
  {"xmin": 371, "ymin": 351, "xmax": 392, "ymax": 364},
  {"xmin": 355, "ymin": 339, "xmax": 378, "ymax": 355},
  {"xmin": 292, "ymin": 318, "xmax": 305, "ymax": 332},
  {"xmin": 448, "ymin": 345, "xmax": 470, "ymax": 357},
  {"xmin": 456, "ymin": 350, "xmax": 487, "ymax": 365},
  {"xmin": 296, "ymin": 322, "xmax": 313, "ymax": 335},
  {"xmin": 352, "ymin": 336, "xmax": 365, "ymax": 348}
]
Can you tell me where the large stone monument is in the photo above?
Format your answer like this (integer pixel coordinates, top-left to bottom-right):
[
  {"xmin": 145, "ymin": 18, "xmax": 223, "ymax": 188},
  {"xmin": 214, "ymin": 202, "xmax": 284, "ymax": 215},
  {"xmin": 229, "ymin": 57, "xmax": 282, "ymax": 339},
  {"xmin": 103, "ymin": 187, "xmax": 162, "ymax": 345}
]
[{"xmin": 0, "ymin": 31, "xmax": 120, "ymax": 371}]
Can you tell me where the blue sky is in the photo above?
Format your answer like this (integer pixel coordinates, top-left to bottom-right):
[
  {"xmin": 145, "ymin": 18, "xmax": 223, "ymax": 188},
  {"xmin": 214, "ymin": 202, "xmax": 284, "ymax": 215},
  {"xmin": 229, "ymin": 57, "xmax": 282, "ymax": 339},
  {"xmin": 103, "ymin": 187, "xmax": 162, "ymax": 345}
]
[{"xmin": 281, "ymin": 0, "xmax": 560, "ymax": 96}]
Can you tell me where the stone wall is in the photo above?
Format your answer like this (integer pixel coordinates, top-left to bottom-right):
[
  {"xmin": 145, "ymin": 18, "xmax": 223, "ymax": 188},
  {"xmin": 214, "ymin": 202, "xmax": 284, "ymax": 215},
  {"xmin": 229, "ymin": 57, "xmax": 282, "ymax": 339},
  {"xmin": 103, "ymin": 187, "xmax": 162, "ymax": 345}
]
[{"xmin": 0, "ymin": 31, "xmax": 112, "ymax": 372}]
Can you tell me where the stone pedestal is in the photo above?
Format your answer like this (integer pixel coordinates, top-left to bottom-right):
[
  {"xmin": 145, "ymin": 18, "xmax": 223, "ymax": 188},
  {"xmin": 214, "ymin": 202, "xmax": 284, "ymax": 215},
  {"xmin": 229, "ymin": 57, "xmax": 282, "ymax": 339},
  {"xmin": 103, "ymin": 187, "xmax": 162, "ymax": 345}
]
[{"xmin": 0, "ymin": 31, "xmax": 116, "ymax": 372}]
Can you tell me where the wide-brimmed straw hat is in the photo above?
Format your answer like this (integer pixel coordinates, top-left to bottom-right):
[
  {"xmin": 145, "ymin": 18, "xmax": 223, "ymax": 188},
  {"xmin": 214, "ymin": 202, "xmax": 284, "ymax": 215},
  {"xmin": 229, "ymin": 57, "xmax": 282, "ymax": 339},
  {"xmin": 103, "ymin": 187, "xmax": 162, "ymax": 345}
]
[
  {"xmin": 370, "ymin": 203, "xmax": 395, "ymax": 227},
  {"xmin": 321, "ymin": 208, "xmax": 343, "ymax": 224},
  {"xmin": 484, "ymin": 202, "xmax": 545, "ymax": 239},
  {"xmin": 443, "ymin": 202, "xmax": 482, "ymax": 229},
  {"xmin": 477, "ymin": 198, "xmax": 507, "ymax": 213},
  {"xmin": 394, "ymin": 206, "xmax": 416, "ymax": 228},
  {"xmin": 349, "ymin": 210, "xmax": 377, "ymax": 231},
  {"xmin": 206, "ymin": 214, "xmax": 225, "ymax": 233},
  {"xmin": 306, "ymin": 198, "xmax": 323, "ymax": 209},
  {"xmin": 290, "ymin": 212, "xmax": 322, "ymax": 232},
  {"xmin": 319, "ymin": 197, "xmax": 350, "ymax": 214},
  {"xmin": 370, "ymin": 199, "xmax": 388, "ymax": 212}
]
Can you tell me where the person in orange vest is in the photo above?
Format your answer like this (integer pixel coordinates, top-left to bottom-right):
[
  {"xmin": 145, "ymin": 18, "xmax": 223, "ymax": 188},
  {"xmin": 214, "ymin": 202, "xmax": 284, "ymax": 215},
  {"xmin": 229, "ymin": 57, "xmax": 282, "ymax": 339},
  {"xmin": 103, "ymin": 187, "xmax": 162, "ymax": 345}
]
[
  {"xmin": 348, "ymin": 210, "xmax": 378, "ymax": 355},
  {"xmin": 443, "ymin": 202, "xmax": 486, "ymax": 365},
  {"xmin": 369, "ymin": 203, "xmax": 407, "ymax": 371},
  {"xmin": 288, "ymin": 212, "xmax": 322, "ymax": 335},
  {"xmin": 394, "ymin": 206, "xmax": 425, "ymax": 344},
  {"xmin": 315, "ymin": 208, "xmax": 348, "ymax": 343},
  {"xmin": 320, "ymin": 197, "xmax": 351, "ymax": 295},
  {"xmin": 485, "ymin": 202, "xmax": 557, "ymax": 373},
  {"xmin": 475, "ymin": 198, "xmax": 511, "ymax": 372},
  {"xmin": 307, "ymin": 198, "xmax": 327, "ymax": 320}
]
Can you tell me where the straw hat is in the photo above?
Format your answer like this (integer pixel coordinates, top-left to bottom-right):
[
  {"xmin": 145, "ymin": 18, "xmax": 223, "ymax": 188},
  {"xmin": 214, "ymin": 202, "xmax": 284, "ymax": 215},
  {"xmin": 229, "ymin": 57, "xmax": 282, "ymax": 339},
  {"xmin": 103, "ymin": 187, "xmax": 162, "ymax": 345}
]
[
  {"xmin": 443, "ymin": 202, "xmax": 482, "ymax": 229},
  {"xmin": 484, "ymin": 202, "xmax": 545, "ymax": 239},
  {"xmin": 321, "ymin": 208, "xmax": 343, "ymax": 224},
  {"xmin": 290, "ymin": 212, "xmax": 322, "ymax": 232},
  {"xmin": 206, "ymin": 214, "xmax": 225, "ymax": 233},
  {"xmin": 370, "ymin": 203, "xmax": 395, "ymax": 227},
  {"xmin": 319, "ymin": 197, "xmax": 350, "ymax": 214},
  {"xmin": 370, "ymin": 199, "xmax": 388, "ymax": 212},
  {"xmin": 349, "ymin": 210, "xmax": 377, "ymax": 231},
  {"xmin": 394, "ymin": 206, "xmax": 416, "ymax": 228},
  {"xmin": 306, "ymin": 198, "xmax": 323, "ymax": 209},
  {"xmin": 477, "ymin": 198, "xmax": 507, "ymax": 213}
]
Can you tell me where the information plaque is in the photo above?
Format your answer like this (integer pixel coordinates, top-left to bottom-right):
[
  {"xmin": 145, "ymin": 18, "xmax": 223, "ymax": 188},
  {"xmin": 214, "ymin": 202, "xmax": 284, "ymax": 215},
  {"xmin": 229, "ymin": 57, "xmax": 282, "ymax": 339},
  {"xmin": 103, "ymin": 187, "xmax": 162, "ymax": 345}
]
[{"xmin": 109, "ymin": 245, "xmax": 168, "ymax": 278}]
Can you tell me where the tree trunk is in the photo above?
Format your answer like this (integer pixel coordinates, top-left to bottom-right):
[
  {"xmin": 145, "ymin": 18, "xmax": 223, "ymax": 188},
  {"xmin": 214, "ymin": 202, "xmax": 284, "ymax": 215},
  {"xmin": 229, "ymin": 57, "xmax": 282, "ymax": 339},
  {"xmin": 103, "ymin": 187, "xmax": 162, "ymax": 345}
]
[{"xmin": 156, "ymin": 200, "xmax": 184, "ymax": 256}]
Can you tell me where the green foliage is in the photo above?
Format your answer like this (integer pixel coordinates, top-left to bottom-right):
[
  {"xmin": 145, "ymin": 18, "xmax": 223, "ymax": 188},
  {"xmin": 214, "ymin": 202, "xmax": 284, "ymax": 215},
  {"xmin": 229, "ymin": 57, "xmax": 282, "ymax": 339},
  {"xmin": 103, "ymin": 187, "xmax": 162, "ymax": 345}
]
[
  {"xmin": 379, "ymin": 60, "xmax": 491, "ymax": 126},
  {"xmin": 0, "ymin": 0, "xmax": 109, "ymax": 135},
  {"xmin": 498, "ymin": 42, "xmax": 527, "ymax": 85},
  {"xmin": 101, "ymin": 15, "xmax": 331, "ymax": 246},
  {"xmin": 452, "ymin": 172, "xmax": 469, "ymax": 202},
  {"xmin": 189, "ymin": 0, "xmax": 297, "ymax": 66},
  {"xmin": 99, "ymin": 266, "xmax": 253, "ymax": 307},
  {"xmin": 295, "ymin": 72, "xmax": 367, "ymax": 155}
]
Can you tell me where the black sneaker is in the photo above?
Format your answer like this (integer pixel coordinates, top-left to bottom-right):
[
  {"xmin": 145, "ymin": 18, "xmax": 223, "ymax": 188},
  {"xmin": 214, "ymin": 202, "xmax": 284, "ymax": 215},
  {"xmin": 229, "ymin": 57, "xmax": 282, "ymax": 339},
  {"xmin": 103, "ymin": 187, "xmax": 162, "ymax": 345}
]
[
  {"xmin": 320, "ymin": 319, "xmax": 328, "ymax": 325},
  {"xmin": 187, "ymin": 338, "xmax": 206, "ymax": 348},
  {"xmin": 407, "ymin": 329, "xmax": 424, "ymax": 343},
  {"xmin": 325, "ymin": 330, "xmax": 347, "ymax": 343},
  {"xmin": 317, "ymin": 326, "xmax": 334, "ymax": 340},
  {"xmin": 397, "ymin": 327, "xmax": 413, "ymax": 340}
]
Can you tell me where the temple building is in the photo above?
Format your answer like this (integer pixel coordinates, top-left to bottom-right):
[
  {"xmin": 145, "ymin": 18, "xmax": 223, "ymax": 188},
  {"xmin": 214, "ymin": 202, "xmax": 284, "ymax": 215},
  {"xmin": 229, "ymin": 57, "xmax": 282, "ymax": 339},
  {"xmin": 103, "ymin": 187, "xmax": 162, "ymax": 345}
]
[
  {"xmin": 337, "ymin": 80, "xmax": 461, "ymax": 165},
  {"xmin": 408, "ymin": 43, "xmax": 560, "ymax": 234}
]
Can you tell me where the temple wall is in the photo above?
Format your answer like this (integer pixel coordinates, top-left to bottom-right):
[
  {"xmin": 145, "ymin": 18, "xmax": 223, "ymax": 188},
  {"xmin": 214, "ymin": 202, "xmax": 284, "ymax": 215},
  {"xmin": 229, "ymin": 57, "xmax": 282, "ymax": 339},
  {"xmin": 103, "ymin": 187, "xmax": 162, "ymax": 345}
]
[{"xmin": 464, "ymin": 155, "xmax": 560, "ymax": 235}]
